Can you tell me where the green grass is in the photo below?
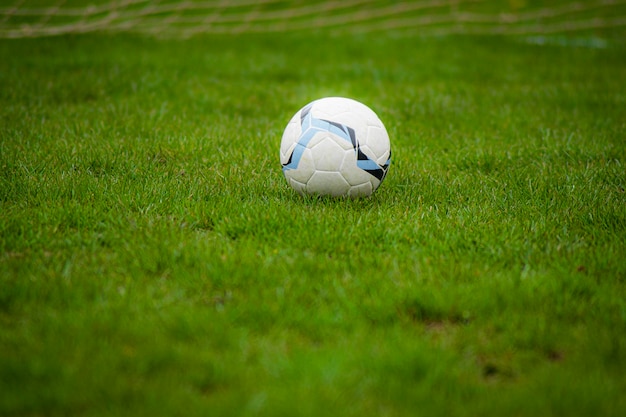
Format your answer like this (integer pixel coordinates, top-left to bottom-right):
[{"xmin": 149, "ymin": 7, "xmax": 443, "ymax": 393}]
[{"xmin": 1, "ymin": 31, "xmax": 625, "ymax": 416}]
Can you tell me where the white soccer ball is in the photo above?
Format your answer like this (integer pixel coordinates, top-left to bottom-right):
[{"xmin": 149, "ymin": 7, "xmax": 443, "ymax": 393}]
[{"xmin": 279, "ymin": 97, "xmax": 391, "ymax": 198}]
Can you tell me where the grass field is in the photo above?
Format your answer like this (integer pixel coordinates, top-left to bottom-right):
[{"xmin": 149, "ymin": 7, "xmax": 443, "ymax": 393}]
[{"xmin": 1, "ymin": 27, "xmax": 626, "ymax": 416}]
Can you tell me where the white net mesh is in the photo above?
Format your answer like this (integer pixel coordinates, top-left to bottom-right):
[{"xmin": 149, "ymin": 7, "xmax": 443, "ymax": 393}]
[{"xmin": 1, "ymin": 0, "xmax": 625, "ymax": 38}]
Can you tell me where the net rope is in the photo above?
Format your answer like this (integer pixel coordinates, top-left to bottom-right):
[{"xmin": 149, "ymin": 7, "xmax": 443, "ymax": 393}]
[{"xmin": 1, "ymin": 0, "xmax": 625, "ymax": 38}]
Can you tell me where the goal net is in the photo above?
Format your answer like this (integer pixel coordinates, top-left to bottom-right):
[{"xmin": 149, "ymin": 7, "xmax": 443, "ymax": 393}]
[{"xmin": 1, "ymin": 0, "xmax": 625, "ymax": 39}]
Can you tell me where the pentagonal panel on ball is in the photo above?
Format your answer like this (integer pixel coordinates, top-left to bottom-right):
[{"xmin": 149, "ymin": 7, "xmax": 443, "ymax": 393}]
[
  {"xmin": 289, "ymin": 178, "xmax": 307, "ymax": 196},
  {"xmin": 307, "ymin": 171, "xmax": 351, "ymax": 197},
  {"xmin": 310, "ymin": 136, "xmax": 349, "ymax": 172},
  {"xmin": 348, "ymin": 182, "xmax": 373, "ymax": 198}
]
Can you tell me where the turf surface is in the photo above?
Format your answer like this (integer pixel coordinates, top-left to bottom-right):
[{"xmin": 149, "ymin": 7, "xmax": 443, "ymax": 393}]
[{"xmin": 1, "ymin": 32, "xmax": 625, "ymax": 416}]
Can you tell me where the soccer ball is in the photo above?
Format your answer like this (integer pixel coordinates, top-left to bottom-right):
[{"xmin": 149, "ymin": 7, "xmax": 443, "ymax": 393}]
[{"xmin": 280, "ymin": 97, "xmax": 391, "ymax": 198}]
